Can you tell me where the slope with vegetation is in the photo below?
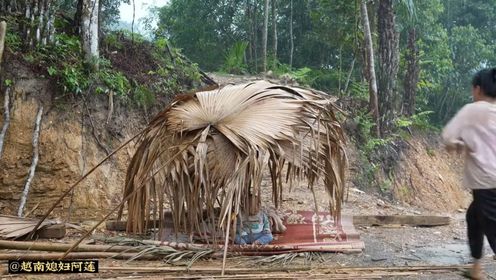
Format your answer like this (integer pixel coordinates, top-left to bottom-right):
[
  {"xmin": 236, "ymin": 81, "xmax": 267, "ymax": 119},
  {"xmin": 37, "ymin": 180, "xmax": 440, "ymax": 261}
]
[{"xmin": 0, "ymin": 1, "xmax": 209, "ymax": 219}]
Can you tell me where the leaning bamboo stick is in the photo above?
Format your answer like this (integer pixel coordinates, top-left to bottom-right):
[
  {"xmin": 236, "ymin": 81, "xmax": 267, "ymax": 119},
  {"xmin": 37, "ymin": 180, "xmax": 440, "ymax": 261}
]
[{"xmin": 18, "ymin": 106, "xmax": 43, "ymax": 217}]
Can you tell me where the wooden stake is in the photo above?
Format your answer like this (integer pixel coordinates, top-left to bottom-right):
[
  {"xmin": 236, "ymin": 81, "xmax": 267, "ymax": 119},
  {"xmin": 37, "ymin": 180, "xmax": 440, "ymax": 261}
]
[
  {"xmin": 18, "ymin": 106, "xmax": 43, "ymax": 217},
  {"xmin": 0, "ymin": 87, "xmax": 10, "ymax": 158}
]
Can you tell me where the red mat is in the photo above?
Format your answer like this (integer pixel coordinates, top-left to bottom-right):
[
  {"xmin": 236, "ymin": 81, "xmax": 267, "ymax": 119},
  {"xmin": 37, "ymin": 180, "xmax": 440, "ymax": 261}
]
[
  {"xmin": 110, "ymin": 211, "xmax": 364, "ymax": 254},
  {"xmin": 257, "ymin": 210, "xmax": 364, "ymax": 253}
]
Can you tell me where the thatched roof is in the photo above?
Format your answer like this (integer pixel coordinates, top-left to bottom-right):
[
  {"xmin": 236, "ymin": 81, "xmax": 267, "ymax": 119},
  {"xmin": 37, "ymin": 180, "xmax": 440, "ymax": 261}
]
[{"xmin": 118, "ymin": 80, "xmax": 347, "ymax": 240}]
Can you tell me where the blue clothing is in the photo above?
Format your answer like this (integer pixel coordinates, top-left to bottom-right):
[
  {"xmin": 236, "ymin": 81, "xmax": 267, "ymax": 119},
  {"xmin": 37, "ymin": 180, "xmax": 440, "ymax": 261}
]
[
  {"xmin": 234, "ymin": 231, "xmax": 273, "ymax": 245},
  {"xmin": 234, "ymin": 211, "xmax": 273, "ymax": 245}
]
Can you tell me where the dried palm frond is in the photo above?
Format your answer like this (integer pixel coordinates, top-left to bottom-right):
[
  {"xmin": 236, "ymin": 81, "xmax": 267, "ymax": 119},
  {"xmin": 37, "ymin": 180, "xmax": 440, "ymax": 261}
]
[
  {"xmin": 0, "ymin": 215, "xmax": 57, "ymax": 239},
  {"xmin": 101, "ymin": 236, "xmax": 215, "ymax": 267},
  {"xmin": 118, "ymin": 80, "xmax": 347, "ymax": 241}
]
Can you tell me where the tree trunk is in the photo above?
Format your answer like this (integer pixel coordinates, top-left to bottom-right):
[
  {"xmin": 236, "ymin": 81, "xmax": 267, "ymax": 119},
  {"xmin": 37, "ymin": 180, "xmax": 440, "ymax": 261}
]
[
  {"xmin": 81, "ymin": 0, "xmax": 99, "ymax": 71},
  {"xmin": 131, "ymin": 0, "xmax": 135, "ymax": 44},
  {"xmin": 272, "ymin": 0, "xmax": 277, "ymax": 68},
  {"xmin": 289, "ymin": 0, "xmax": 294, "ymax": 69},
  {"xmin": 21, "ymin": 0, "xmax": 56, "ymax": 49},
  {"xmin": 253, "ymin": 0, "xmax": 258, "ymax": 72},
  {"xmin": 74, "ymin": 0, "xmax": 83, "ymax": 34},
  {"xmin": 360, "ymin": 0, "xmax": 380, "ymax": 137},
  {"xmin": 0, "ymin": 87, "xmax": 10, "ymax": 159},
  {"xmin": 402, "ymin": 27, "xmax": 419, "ymax": 116},
  {"xmin": 377, "ymin": 0, "xmax": 399, "ymax": 135},
  {"xmin": 262, "ymin": 0, "xmax": 269, "ymax": 73},
  {"xmin": 0, "ymin": 21, "xmax": 6, "ymax": 71},
  {"xmin": 245, "ymin": 0, "xmax": 253, "ymax": 68}
]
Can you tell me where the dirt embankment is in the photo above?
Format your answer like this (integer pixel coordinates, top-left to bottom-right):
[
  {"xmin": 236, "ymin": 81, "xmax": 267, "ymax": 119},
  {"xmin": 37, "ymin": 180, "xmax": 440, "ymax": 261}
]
[
  {"xmin": 391, "ymin": 135, "xmax": 469, "ymax": 212},
  {"xmin": 0, "ymin": 60, "xmax": 146, "ymax": 221},
  {"xmin": 0, "ymin": 70, "xmax": 469, "ymax": 223}
]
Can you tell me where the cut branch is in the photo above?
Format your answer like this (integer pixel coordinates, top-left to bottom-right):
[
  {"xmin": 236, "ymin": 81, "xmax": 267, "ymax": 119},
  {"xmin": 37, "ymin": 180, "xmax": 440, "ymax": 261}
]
[
  {"xmin": 18, "ymin": 106, "xmax": 43, "ymax": 217},
  {"xmin": 0, "ymin": 86, "xmax": 10, "ymax": 158}
]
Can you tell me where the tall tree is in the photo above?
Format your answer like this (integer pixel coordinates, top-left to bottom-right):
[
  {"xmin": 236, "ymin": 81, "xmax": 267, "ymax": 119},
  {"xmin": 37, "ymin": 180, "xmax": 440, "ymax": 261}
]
[
  {"xmin": 262, "ymin": 0, "xmax": 269, "ymax": 73},
  {"xmin": 21, "ymin": 0, "xmax": 58, "ymax": 48},
  {"xmin": 289, "ymin": 0, "xmax": 293, "ymax": 69},
  {"xmin": 402, "ymin": 27, "xmax": 419, "ymax": 116},
  {"xmin": 377, "ymin": 0, "xmax": 399, "ymax": 134},
  {"xmin": 272, "ymin": 0, "xmax": 277, "ymax": 68},
  {"xmin": 81, "ymin": 0, "xmax": 99, "ymax": 70},
  {"xmin": 361, "ymin": 0, "xmax": 380, "ymax": 136}
]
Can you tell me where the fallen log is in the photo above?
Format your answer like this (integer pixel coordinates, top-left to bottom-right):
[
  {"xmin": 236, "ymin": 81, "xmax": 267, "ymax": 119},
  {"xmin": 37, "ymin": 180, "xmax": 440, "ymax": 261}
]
[
  {"xmin": 18, "ymin": 106, "xmax": 43, "ymax": 217},
  {"xmin": 353, "ymin": 215, "xmax": 450, "ymax": 227}
]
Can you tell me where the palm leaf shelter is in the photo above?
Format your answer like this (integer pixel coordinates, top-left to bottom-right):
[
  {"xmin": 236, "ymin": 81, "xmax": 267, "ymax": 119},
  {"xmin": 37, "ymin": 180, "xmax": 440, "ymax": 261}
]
[{"xmin": 118, "ymin": 80, "xmax": 348, "ymax": 244}]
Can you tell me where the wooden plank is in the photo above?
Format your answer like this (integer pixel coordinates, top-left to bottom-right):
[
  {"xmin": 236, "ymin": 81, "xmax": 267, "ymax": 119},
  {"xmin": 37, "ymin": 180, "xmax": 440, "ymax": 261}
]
[{"xmin": 353, "ymin": 215, "xmax": 450, "ymax": 227}]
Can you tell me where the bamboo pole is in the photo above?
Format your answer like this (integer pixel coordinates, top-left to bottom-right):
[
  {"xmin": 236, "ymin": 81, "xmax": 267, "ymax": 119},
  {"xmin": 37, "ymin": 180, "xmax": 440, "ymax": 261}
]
[
  {"xmin": 97, "ymin": 264, "xmax": 470, "ymax": 274},
  {"xmin": 221, "ymin": 201, "xmax": 232, "ymax": 276},
  {"xmin": 0, "ymin": 87, "xmax": 10, "ymax": 158},
  {"xmin": 0, "ymin": 252, "xmax": 158, "ymax": 261},
  {"xmin": 18, "ymin": 106, "xmax": 43, "ymax": 217},
  {"xmin": 0, "ymin": 240, "xmax": 142, "ymax": 253}
]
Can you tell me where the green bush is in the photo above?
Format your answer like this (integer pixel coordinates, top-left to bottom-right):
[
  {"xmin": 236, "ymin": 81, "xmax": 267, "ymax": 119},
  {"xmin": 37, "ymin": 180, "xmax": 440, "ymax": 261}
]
[{"xmin": 222, "ymin": 41, "xmax": 248, "ymax": 74}]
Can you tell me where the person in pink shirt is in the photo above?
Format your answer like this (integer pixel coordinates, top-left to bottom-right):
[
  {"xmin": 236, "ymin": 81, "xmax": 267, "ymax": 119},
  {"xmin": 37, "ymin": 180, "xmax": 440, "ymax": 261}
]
[{"xmin": 442, "ymin": 68, "xmax": 496, "ymax": 279}]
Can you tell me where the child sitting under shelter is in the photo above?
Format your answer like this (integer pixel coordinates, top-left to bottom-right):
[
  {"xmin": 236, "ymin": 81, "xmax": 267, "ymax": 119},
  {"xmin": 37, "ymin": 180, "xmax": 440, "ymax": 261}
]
[
  {"xmin": 234, "ymin": 209, "xmax": 273, "ymax": 245},
  {"xmin": 234, "ymin": 194, "xmax": 273, "ymax": 245}
]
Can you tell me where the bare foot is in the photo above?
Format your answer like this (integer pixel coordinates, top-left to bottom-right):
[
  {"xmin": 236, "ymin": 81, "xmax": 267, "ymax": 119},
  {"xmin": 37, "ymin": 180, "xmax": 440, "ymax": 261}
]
[{"xmin": 470, "ymin": 261, "xmax": 483, "ymax": 280}]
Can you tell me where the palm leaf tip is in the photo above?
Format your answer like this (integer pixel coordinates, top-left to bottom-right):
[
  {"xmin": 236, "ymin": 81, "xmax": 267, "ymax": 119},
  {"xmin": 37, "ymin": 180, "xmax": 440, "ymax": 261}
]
[{"xmin": 120, "ymin": 80, "xmax": 348, "ymax": 241}]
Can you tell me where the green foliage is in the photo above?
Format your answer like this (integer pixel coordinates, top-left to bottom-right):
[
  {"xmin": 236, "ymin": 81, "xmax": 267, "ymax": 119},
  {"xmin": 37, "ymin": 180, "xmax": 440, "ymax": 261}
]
[
  {"xmin": 103, "ymin": 33, "xmax": 124, "ymax": 50},
  {"xmin": 60, "ymin": 66, "xmax": 88, "ymax": 94},
  {"xmin": 98, "ymin": 69, "xmax": 130, "ymax": 97},
  {"xmin": 5, "ymin": 32, "xmax": 21, "ymax": 52},
  {"xmin": 133, "ymin": 85, "xmax": 155, "ymax": 107},
  {"xmin": 4, "ymin": 79, "xmax": 13, "ymax": 87},
  {"xmin": 290, "ymin": 67, "xmax": 314, "ymax": 86},
  {"xmin": 349, "ymin": 81, "xmax": 369, "ymax": 102},
  {"xmin": 222, "ymin": 41, "xmax": 248, "ymax": 74},
  {"xmin": 395, "ymin": 111, "xmax": 437, "ymax": 131}
]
